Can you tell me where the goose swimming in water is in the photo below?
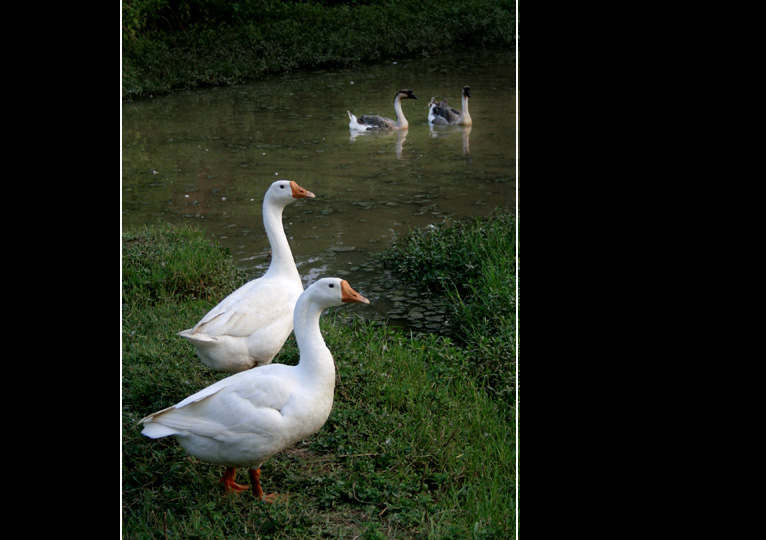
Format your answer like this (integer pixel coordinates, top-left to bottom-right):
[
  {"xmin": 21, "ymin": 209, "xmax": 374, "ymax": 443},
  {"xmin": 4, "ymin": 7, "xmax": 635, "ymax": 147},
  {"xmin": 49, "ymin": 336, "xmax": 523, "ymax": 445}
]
[
  {"xmin": 348, "ymin": 89, "xmax": 418, "ymax": 131},
  {"xmin": 428, "ymin": 86, "xmax": 472, "ymax": 126}
]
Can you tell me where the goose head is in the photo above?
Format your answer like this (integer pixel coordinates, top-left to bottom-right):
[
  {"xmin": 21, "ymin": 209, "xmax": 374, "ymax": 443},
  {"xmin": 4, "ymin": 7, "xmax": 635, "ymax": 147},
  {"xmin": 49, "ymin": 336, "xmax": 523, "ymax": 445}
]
[
  {"xmin": 463, "ymin": 86, "xmax": 471, "ymax": 98},
  {"xmin": 396, "ymin": 89, "xmax": 418, "ymax": 101},
  {"xmin": 306, "ymin": 278, "xmax": 370, "ymax": 309},
  {"xmin": 266, "ymin": 180, "xmax": 316, "ymax": 206}
]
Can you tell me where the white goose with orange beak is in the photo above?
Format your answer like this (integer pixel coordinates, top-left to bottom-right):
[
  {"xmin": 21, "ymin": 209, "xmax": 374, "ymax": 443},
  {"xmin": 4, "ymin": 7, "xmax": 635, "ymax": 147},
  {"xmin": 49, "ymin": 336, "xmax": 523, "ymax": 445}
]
[
  {"xmin": 178, "ymin": 180, "xmax": 315, "ymax": 373},
  {"xmin": 143, "ymin": 278, "xmax": 370, "ymax": 501}
]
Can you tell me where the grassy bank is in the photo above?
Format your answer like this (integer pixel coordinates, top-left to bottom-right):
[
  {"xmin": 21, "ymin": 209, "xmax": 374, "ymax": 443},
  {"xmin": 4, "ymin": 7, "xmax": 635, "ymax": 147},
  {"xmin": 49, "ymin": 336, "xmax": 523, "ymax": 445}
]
[
  {"xmin": 122, "ymin": 216, "xmax": 516, "ymax": 538},
  {"xmin": 381, "ymin": 207, "xmax": 516, "ymax": 412},
  {"xmin": 122, "ymin": 0, "xmax": 516, "ymax": 99}
]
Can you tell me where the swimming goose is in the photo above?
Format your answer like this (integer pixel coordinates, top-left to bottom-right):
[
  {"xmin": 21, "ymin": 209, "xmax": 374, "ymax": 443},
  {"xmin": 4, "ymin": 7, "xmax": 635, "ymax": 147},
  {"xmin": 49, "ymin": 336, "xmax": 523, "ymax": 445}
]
[
  {"xmin": 348, "ymin": 89, "xmax": 418, "ymax": 131},
  {"xmin": 178, "ymin": 180, "xmax": 315, "ymax": 373},
  {"xmin": 427, "ymin": 97, "xmax": 446, "ymax": 125},
  {"xmin": 427, "ymin": 86, "xmax": 472, "ymax": 126},
  {"xmin": 141, "ymin": 278, "xmax": 370, "ymax": 500}
]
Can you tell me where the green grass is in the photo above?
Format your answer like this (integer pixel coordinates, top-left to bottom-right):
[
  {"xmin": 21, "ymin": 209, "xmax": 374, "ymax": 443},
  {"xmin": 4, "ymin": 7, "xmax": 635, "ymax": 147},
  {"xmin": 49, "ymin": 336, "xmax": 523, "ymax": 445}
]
[
  {"xmin": 381, "ymin": 207, "xmax": 517, "ymax": 411},
  {"xmin": 123, "ymin": 223, "xmax": 247, "ymax": 307},
  {"xmin": 122, "ymin": 0, "xmax": 516, "ymax": 99},
  {"xmin": 122, "ymin": 221, "xmax": 515, "ymax": 539}
]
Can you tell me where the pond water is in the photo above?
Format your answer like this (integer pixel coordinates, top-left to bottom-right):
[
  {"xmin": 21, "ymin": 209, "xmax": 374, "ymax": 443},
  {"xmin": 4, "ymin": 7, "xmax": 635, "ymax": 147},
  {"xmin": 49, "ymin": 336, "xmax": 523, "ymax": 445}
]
[{"xmin": 122, "ymin": 47, "xmax": 516, "ymax": 332}]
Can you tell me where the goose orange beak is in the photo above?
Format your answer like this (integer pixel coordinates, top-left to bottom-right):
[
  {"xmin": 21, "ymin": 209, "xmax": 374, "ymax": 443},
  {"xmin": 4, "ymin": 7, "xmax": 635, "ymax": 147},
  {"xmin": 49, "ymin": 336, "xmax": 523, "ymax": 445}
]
[
  {"xmin": 290, "ymin": 181, "xmax": 315, "ymax": 199},
  {"xmin": 341, "ymin": 280, "xmax": 370, "ymax": 304}
]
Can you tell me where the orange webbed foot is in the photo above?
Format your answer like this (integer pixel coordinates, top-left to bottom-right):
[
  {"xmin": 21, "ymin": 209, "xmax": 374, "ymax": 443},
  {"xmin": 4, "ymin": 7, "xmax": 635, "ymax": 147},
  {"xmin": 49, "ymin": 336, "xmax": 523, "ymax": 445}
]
[{"xmin": 262, "ymin": 492, "xmax": 288, "ymax": 504}]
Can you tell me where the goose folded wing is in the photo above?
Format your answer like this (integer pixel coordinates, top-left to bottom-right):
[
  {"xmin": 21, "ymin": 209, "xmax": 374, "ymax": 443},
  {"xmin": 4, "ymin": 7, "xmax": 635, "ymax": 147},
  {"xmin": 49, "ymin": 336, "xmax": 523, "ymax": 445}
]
[
  {"xmin": 188, "ymin": 280, "xmax": 292, "ymax": 338},
  {"xmin": 360, "ymin": 115, "xmax": 396, "ymax": 129},
  {"xmin": 433, "ymin": 104, "xmax": 461, "ymax": 123},
  {"xmin": 142, "ymin": 370, "xmax": 297, "ymax": 438}
]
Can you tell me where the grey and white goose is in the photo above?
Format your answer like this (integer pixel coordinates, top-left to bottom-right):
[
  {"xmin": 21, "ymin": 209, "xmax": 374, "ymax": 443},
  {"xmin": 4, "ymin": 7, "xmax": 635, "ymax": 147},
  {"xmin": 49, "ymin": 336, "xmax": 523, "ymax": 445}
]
[
  {"xmin": 428, "ymin": 86, "xmax": 472, "ymax": 126},
  {"xmin": 348, "ymin": 89, "xmax": 418, "ymax": 131}
]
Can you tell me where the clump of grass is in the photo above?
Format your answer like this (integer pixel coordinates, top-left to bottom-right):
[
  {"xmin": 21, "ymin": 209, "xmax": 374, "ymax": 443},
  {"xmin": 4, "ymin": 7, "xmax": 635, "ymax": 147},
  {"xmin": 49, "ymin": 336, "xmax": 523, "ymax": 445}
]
[
  {"xmin": 122, "ymin": 223, "xmax": 515, "ymax": 539},
  {"xmin": 381, "ymin": 207, "xmax": 517, "ymax": 409},
  {"xmin": 122, "ymin": 223, "xmax": 247, "ymax": 308},
  {"xmin": 381, "ymin": 207, "xmax": 515, "ymax": 296}
]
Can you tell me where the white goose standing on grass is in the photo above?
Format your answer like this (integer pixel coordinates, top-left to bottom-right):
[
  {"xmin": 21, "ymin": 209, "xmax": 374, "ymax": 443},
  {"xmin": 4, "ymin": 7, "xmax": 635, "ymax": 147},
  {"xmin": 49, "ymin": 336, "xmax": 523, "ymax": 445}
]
[
  {"xmin": 178, "ymin": 180, "xmax": 315, "ymax": 373},
  {"xmin": 428, "ymin": 85, "xmax": 472, "ymax": 126},
  {"xmin": 141, "ymin": 278, "xmax": 370, "ymax": 500},
  {"xmin": 348, "ymin": 89, "xmax": 418, "ymax": 131}
]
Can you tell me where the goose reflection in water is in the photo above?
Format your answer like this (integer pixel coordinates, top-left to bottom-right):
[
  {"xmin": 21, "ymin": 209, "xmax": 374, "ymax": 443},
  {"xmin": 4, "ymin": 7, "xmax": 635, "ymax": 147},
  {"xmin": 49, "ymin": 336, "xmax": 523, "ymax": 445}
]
[
  {"xmin": 428, "ymin": 124, "xmax": 472, "ymax": 156},
  {"xmin": 349, "ymin": 128, "xmax": 408, "ymax": 160}
]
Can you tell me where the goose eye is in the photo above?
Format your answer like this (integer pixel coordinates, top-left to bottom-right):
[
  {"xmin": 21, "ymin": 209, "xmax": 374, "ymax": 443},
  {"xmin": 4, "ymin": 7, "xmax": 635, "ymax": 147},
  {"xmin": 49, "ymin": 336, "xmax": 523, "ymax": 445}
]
[
  {"xmin": 280, "ymin": 184, "xmax": 285, "ymax": 189},
  {"xmin": 329, "ymin": 284, "xmax": 334, "ymax": 288}
]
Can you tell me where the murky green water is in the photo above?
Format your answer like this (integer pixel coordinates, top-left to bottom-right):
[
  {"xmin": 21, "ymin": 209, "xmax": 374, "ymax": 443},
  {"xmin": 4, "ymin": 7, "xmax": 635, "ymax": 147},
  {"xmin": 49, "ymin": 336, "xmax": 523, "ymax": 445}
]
[{"xmin": 122, "ymin": 48, "xmax": 516, "ymax": 330}]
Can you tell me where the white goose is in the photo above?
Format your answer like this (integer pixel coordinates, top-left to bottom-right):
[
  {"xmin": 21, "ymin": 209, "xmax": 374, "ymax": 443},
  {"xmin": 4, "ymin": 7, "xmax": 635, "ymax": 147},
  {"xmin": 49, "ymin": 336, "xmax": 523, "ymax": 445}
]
[
  {"xmin": 428, "ymin": 86, "xmax": 472, "ymax": 126},
  {"xmin": 178, "ymin": 180, "xmax": 315, "ymax": 373},
  {"xmin": 141, "ymin": 278, "xmax": 370, "ymax": 500},
  {"xmin": 348, "ymin": 89, "xmax": 418, "ymax": 131}
]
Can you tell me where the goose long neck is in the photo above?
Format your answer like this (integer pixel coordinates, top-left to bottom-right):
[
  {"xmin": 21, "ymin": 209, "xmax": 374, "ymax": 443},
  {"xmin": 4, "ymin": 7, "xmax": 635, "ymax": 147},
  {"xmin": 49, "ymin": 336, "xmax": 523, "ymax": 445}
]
[
  {"xmin": 293, "ymin": 297, "xmax": 335, "ymax": 381},
  {"xmin": 262, "ymin": 199, "xmax": 299, "ymax": 279},
  {"xmin": 394, "ymin": 95, "xmax": 408, "ymax": 128},
  {"xmin": 461, "ymin": 94, "xmax": 471, "ymax": 123}
]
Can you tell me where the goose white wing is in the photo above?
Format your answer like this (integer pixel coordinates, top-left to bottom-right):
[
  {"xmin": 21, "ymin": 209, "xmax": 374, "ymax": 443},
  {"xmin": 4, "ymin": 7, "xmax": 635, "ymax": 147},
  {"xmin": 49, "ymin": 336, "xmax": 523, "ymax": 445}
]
[
  {"xmin": 141, "ymin": 364, "xmax": 297, "ymax": 439},
  {"xmin": 184, "ymin": 278, "xmax": 297, "ymax": 338}
]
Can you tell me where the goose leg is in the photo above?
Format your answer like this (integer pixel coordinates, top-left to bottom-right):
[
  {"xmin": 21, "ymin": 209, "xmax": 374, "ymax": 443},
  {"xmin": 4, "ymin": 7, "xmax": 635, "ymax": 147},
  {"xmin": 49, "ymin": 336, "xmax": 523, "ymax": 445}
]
[
  {"xmin": 220, "ymin": 467, "xmax": 249, "ymax": 492},
  {"xmin": 249, "ymin": 468, "xmax": 280, "ymax": 502},
  {"xmin": 249, "ymin": 468, "xmax": 265, "ymax": 500}
]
